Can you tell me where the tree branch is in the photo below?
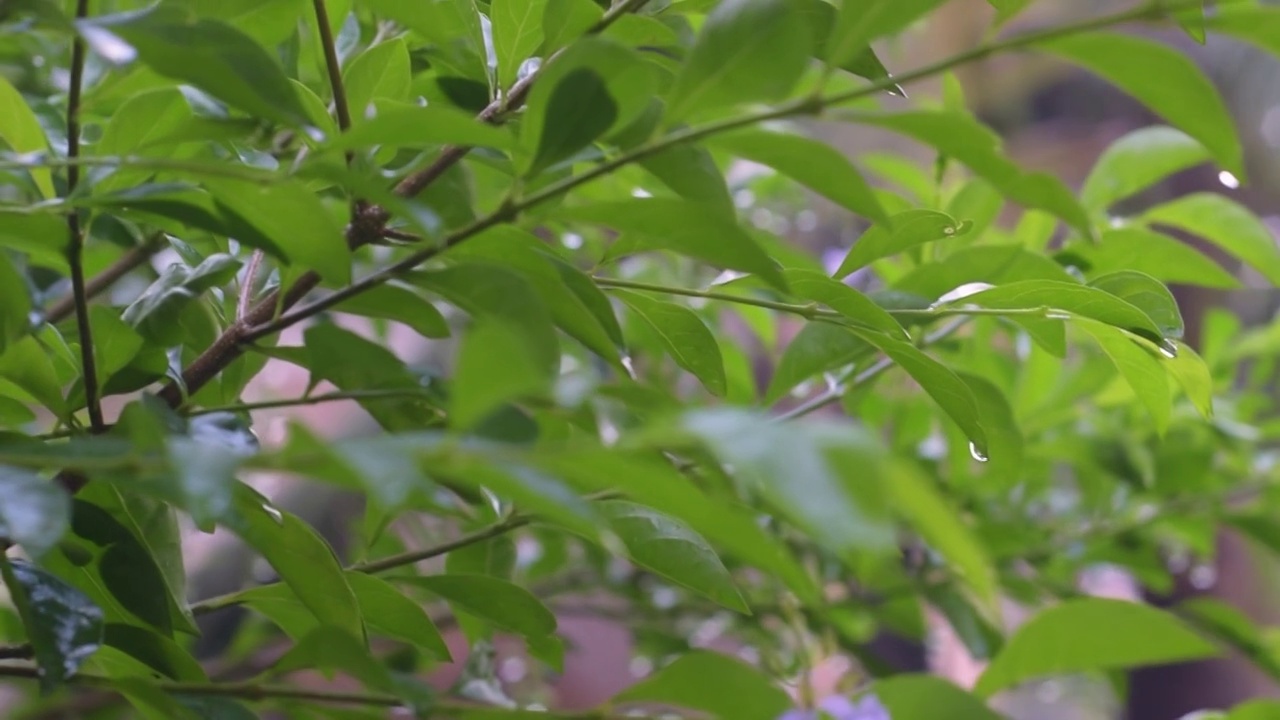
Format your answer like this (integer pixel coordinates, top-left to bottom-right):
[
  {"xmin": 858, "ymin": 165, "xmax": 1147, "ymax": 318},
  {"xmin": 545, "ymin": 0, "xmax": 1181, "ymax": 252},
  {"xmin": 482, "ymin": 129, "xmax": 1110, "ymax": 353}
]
[
  {"xmin": 313, "ymin": 0, "xmax": 353, "ymax": 135},
  {"xmin": 44, "ymin": 233, "xmax": 164, "ymax": 324}
]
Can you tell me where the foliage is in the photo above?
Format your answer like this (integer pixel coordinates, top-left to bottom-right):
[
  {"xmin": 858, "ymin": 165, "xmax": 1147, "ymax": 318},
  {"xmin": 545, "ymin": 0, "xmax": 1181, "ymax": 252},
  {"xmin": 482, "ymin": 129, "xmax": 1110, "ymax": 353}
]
[{"xmin": 0, "ymin": 0, "xmax": 1277, "ymax": 717}]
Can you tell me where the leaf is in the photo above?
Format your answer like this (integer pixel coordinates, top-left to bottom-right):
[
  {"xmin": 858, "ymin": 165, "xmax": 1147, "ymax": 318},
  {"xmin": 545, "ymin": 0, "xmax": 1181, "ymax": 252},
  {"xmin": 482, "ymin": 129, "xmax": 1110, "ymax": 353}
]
[
  {"xmin": 1142, "ymin": 192, "xmax": 1280, "ymax": 286},
  {"xmin": 1076, "ymin": 319, "xmax": 1172, "ymax": 433},
  {"xmin": 556, "ymin": 199, "xmax": 786, "ymax": 290},
  {"xmin": 974, "ymin": 598, "xmax": 1218, "ymax": 697},
  {"xmin": 1176, "ymin": 598, "xmax": 1280, "ymax": 682},
  {"xmin": 326, "ymin": 105, "xmax": 514, "ymax": 152},
  {"xmin": 665, "ymin": 0, "xmax": 810, "ymax": 123},
  {"xmin": 103, "ymin": 623, "xmax": 205, "ymax": 681},
  {"xmin": 793, "ymin": 0, "xmax": 905, "ymax": 92},
  {"xmin": 710, "ymin": 129, "xmax": 888, "ymax": 224},
  {"xmin": 334, "ymin": 283, "xmax": 450, "ymax": 339},
  {"xmin": 888, "ymin": 462, "xmax": 997, "ymax": 606},
  {"xmin": 960, "ymin": 280, "xmax": 1166, "ymax": 343},
  {"xmin": 1176, "ymin": 1, "xmax": 1206, "ymax": 43},
  {"xmin": 3, "ymin": 560, "xmax": 104, "ymax": 692},
  {"xmin": 827, "ymin": 0, "xmax": 947, "ymax": 70},
  {"xmin": 850, "ymin": 111, "xmax": 1091, "ymax": 236},
  {"xmin": 202, "ymin": 178, "xmax": 351, "ymax": 284},
  {"xmin": 782, "ymin": 269, "xmax": 907, "ymax": 339},
  {"xmin": 81, "ymin": 7, "xmax": 310, "ymax": 127},
  {"xmin": 614, "ymin": 650, "xmax": 791, "ymax": 720},
  {"xmin": 926, "ymin": 585, "xmax": 1004, "ymax": 661},
  {"xmin": 120, "ymin": 254, "xmax": 240, "ymax": 346},
  {"xmin": 399, "ymin": 573, "xmax": 556, "ymax": 639},
  {"xmin": 598, "ymin": 500, "xmax": 748, "ymax": 614},
  {"xmin": 0, "ymin": 466, "xmax": 71, "ymax": 559},
  {"xmin": 491, "ymin": 0, "xmax": 548, "ymax": 89},
  {"xmin": 0, "ymin": 75, "xmax": 53, "ymax": 198},
  {"xmin": 525, "ymin": 69, "xmax": 617, "ymax": 176},
  {"xmin": 894, "ymin": 245, "xmax": 1078, "ymax": 300},
  {"xmin": 542, "ymin": 0, "xmax": 602, "ymax": 52},
  {"xmin": 452, "ymin": 319, "xmax": 554, "ymax": 430},
  {"xmin": 342, "ymin": 38, "xmax": 411, "ymax": 122},
  {"xmin": 956, "ymin": 372, "xmax": 1023, "ymax": 491},
  {"xmin": 613, "ymin": 289, "xmax": 727, "ymax": 397},
  {"xmin": 1164, "ymin": 341, "xmax": 1214, "ymax": 419},
  {"xmin": 228, "ymin": 486, "xmax": 365, "ymax": 643},
  {"xmin": 636, "ymin": 144, "xmax": 734, "ymax": 210},
  {"xmin": 836, "ymin": 210, "xmax": 967, "ymax": 276},
  {"xmin": 874, "ymin": 675, "xmax": 1004, "ymax": 720},
  {"xmin": 850, "ymin": 329, "xmax": 989, "ymax": 455},
  {"xmin": 1089, "ymin": 271, "xmax": 1183, "ymax": 339},
  {"xmin": 270, "ymin": 626, "xmax": 392, "ymax": 690},
  {"xmin": 766, "ymin": 323, "xmax": 870, "ymax": 403},
  {"xmin": 1060, "ymin": 227, "xmax": 1239, "ymax": 290},
  {"xmin": 1039, "ymin": 32, "xmax": 1241, "ymax": 176},
  {"xmin": 1080, "ymin": 126, "xmax": 1211, "ymax": 212}
]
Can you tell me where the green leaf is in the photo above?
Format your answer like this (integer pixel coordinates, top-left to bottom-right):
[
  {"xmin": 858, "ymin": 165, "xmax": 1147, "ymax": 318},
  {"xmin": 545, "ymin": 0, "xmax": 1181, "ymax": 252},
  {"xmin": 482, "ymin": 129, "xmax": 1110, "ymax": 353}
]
[
  {"xmin": 525, "ymin": 69, "xmax": 617, "ymax": 176},
  {"xmin": 850, "ymin": 111, "xmax": 1091, "ymax": 236},
  {"xmin": 0, "ymin": 466, "xmax": 70, "ymax": 559},
  {"xmin": 665, "ymin": 0, "xmax": 810, "ymax": 123},
  {"xmin": 1039, "ymin": 32, "xmax": 1241, "ymax": 177},
  {"xmin": 202, "ymin": 178, "xmax": 351, "ymax": 284},
  {"xmin": 710, "ymin": 129, "xmax": 888, "ymax": 224},
  {"xmin": 782, "ymin": 269, "xmax": 907, "ymax": 339},
  {"xmin": 874, "ymin": 675, "xmax": 1004, "ymax": 720},
  {"xmin": 827, "ymin": 0, "xmax": 947, "ymax": 70},
  {"xmin": 836, "ymin": 210, "xmax": 968, "ymax": 276},
  {"xmin": 793, "ymin": 0, "xmax": 905, "ymax": 92},
  {"xmin": 1089, "ymin": 271, "xmax": 1183, "ymax": 339},
  {"xmin": 960, "ymin": 280, "xmax": 1166, "ymax": 343},
  {"xmin": 926, "ymin": 585, "xmax": 1004, "ymax": 660},
  {"xmin": 956, "ymin": 372, "xmax": 1023, "ymax": 491},
  {"xmin": 80, "ymin": 306, "xmax": 144, "ymax": 398},
  {"xmin": 889, "ymin": 461, "xmax": 997, "ymax": 605},
  {"xmin": 850, "ymin": 330, "xmax": 989, "ymax": 455},
  {"xmin": 228, "ymin": 486, "xmax": 365, "ymax": 643},
  {"xmin": 598, "ymin": 500, "xmax": 748, "ymax": 614},
  {"xmin": 614, "ymin": 650, "xmax": 791, "ymax": 720},
  {"xmin": 1205, "ymin": 6, "xmax": 1280, "ymax": 62},
  {"xmin": 1176, "ymin": 1, "xmax": 1206, "ymax": 43},
  {"xmin": 0, "ymin": 213, "xmax": 66, "ymax": 271},
  {"xmin": 1141, "ymin": 192, "xmax": 1280, "ymax": 286},
  {"xmin": 1060, "ymin": 227, "xmax": 1239, "ymax": 290},
  {"xmin": 1075, "ymin": 319, "xmax": 1172, "ymax": 433},
  {"xmin": 491, "ymin": 0, "xmax": 548, "ymax": 88},
  {"xmin": 269, "ymin": 626, "xmax": 392, "ymax": 690},
  {"xmin": 452, "ymin": 319, "xmax": 554, "ymax": 430},
  {"xmin": 81, "ymin": 8, "xmax": 311, "ymax": 127},
  {"xmin": 1080, "ymin": 126, "xmax": 1211, "ymax": 212},
  {"xmin": 974, "ymin": 598, "xmax": 1218, "ymax": 697},
  {"xmin": 333, "ymin": 283, "xmax": 450, "ymax": 339},
  {"xmin": 0, "ymin": 75, "xmax": 54, "ymax": 198},
  {"xmin": 342, "ymin": 38, "xmax": 411, "ymax": 122},
  {"xmin": 326, "ymin": 104, "xmax": 514, "ymax": 152},
  {"xmin": 0, "ymin": 336, "xmax": 67, "ymax": 417},
  {"xmin": 121, "ymin": 254, "xmax": 240, "ymax": 346},
  {"xmin": 103, "ymin": 623, "xmax": 205, "ymax": 681},
  {"xmin": 1164, "ymin": 340, "xmax": 1214, "ymax": 419},
  {"xmin": 766, "ymin": 323, "xmax": 869, "ymax": 403},
  {"xmin": 542, "ymin": 0, "xmax": 602, "ymax": 53},
  {"xmin": 3, "ymin": 559, "xmax": 104, "ymax": 692},
  {"xmin": 399, "ymin": 573, "xmax": 556, "ymax": 639},
  {"xmin": 1175, "ymin": 598, "xmax": 1280, "ymax": 682},
  {"xmin": 556, "ymin": 199, "xmax": 787, "ymax": 290},
  {"xmin": 986, "ymin": 0, "xmax": 1034, "ymax": 25},
  {"xmin": 635, "ymin": 144, "xmax": 734, "ymax": 210},
  {"xmin": 613, "ymin": 289, "xmax": 727, "ymax": 397}
]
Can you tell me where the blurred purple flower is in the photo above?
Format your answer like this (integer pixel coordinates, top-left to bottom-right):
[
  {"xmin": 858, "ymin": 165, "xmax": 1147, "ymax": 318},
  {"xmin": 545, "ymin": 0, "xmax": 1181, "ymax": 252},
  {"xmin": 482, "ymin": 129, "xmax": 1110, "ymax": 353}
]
[{"xmin": 776, "ymin": 694, "xmax": 889, "ymax": 720}]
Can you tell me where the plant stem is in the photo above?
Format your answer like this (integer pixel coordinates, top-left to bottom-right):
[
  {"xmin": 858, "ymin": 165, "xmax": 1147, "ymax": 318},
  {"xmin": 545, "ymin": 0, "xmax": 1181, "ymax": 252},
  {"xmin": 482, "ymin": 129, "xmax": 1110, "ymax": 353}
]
[
  {"xmin": 183, "ymin": 388, "xmax": 444, "ymax": 417},
  {"xmin": 44, "ymin": 233, "xmax": 164, "ymax": 324},
  {"xmin": 64, "ymin": 0, "xmax": 103, "ymax": 435},
  {"xmin": 312, "ymin": 0, "xmax": 353, "ymax": 134}
]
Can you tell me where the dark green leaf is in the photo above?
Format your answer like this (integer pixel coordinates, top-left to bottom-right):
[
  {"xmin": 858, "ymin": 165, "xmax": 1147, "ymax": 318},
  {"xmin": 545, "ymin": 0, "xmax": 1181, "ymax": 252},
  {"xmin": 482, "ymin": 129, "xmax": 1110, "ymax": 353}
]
[
  {"xmin": 974, "ymin": 598, "xmax": 1218, "ymax": 697},
  {"xmin": 121, "ymin": 254, "xmax": 240, "ymax": 346},
  {"xmin": 334, "ymin": 283, "xmax": 451, "ymax": 339},
  {"xmin": 525, "ymin": 69, "xmax": 616, "ymax": 176},
  {"xmin": 270, "ymin": 626, "xmax": 392, "ymax": 690},
  {"xmin": 1080, "ymin": 126, "xmax": 1210, "ymax": 212},
  {"xmin": 613, "ymin": 289, "xmax": 727, "ymax": 397},
  {"xmin": 636, "ymin": 144, "xmax": 734, "ymax": 210},
  {"xmin": 1039, "ymin": 32, "xmax": 1241, "ymax": 176},
  {"xmin": 104, "ymin": 623, "xmax": 205, "ymax": 681},
  {"xmin": 665, "ymin": 0, "xmax": 810, "ymax": 123},
  {"xmin": 3, "ymin": 559, "xmax": 103, "ymax": 692},
  {"xmin": 827, "ymin": 0, "xmax": 947, "ymax": 70},
  {"xmin": 1089, "ymin": 271, "xmax": 1183, "ymax": 339},
  {"xmin": 614, "ymin": 650, "xmax": 791, "ymax": 720},
  {"xmin": 598, "ymin": 500, "xmax": 748, "ymax": 614},
  {"xmin": 1142, "ymin": 192, "xmax": 1280, "ymax": 286}
]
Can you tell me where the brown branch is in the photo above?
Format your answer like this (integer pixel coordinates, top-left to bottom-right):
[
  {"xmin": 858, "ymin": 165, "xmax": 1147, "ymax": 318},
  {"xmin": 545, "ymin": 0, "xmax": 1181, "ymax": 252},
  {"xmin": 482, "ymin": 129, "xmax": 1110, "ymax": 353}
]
[{"xmin": 44, "ymin": 234, "xmax": 163, "ymax": 324}]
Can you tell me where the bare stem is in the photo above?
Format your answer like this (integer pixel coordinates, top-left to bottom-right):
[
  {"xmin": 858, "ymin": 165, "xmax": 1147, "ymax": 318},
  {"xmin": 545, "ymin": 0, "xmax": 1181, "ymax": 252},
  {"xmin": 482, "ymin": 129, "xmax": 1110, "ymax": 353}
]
[
  {"xmin": 183, "ymin": 388, "xmax": 444, "ymax": 417},
  {"xmin": 313, "ymin": 0, "xmax": 353, "ymax": 134}
]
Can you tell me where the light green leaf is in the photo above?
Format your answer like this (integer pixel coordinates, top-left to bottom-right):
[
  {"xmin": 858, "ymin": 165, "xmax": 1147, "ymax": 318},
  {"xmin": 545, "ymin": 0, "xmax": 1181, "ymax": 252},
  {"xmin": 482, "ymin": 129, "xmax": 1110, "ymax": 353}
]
[
  {"xmin": 1142, "ymin": 192, "xmax": 1280, "ymax": 286},
  {"xmin": 1060, "ymin": 227, "xmax": 1239, "ymax": 290},
  {"xmin": 874, "ymin": 674, "xmax": 1004, "ymax": 720},
  {"xmin": 0, "ymin": 253, "xmax": 30, "ymax": 357},
  {"xmin": 1039, "ymin": 32, "xmax": 1241, "ymax": 176},
  {"xmin": 81, "ymin": 7, "xmax": 311, "ymax": 127},
  {"xmin": 334, "ymin": 283, "xmax": 450, "ymax": 339},
  {"xmin": 228, "ymin": 486, "xmax": 365, "ymax": 643},
  {"xmin": 974, "ymin": 598, "xmax": 1218, "ymax": 697},
  {"xmin": 783, "ymin": 269, "xmax": 907, "ymax": 339},
  {"xmin": 636, "ymin": 143, "xmax": 733, "ymax": 210},
  {"xmin": 1175, "ymin": 1, "xmax": 1206, "ymax": 43},
  {"xmin": 452, "ymin": 319, "xmax": 554, "ymax": 430},
  {"xmin": 399, "ymin": 573, "xmax": 556, "ymax": 640},
  {"xmin": 710, "ymin": 129, "xmax": 888, "ymax": 224},
  {"xmin": 1075, "ymin": 318, "xmax": 1172, "ymax": 434},
  {"xmin": 556, "ymin": 199, "xmax": 787, "ymax": 290},
  {"xmin": 1089, "ymin": 270, "xmax": 1183, "ymax": 339},
  {"xmin": 0, "ymin": 467, "xmax": 70, "ymax": 559},
  {"xmin": 491, "ymin": 0, "xmax": 548, "ymax": 89},
  {"xmin": 599, "ymin": 500, "xmax": 748, "ymax": 614},
  {"xmin": 1080, "ymin": 126, "xmax": 1211, "ymax": 212},
  {"xmin": 853, "ymin": 111, "xmax": 1091, "ymax": 236},
  {"xmin": 0, "ymin": 75, "xmax": 54, "ymax": 198},
  {"xmin": 766, "ymin": 323, "xmax": 869, "ymax": 403},
  {"xmin": 665, "ymin": 0, "xmax": 810, "ymax": 123},
  {"xmin": 614, "ymin": 650, "xmax": 791, "ymax": 720},
  {"xmin": 0, "ymin": 213, "xmax": 66, "ymax": 271},
  {"xmin": 269, "ymin": 626, "xmax": 392, "ymax": 690},
  {"xmin": 613, "ymin": 289, "xmax": 727, "ymax": 397},
  {"xmin": 2, "ymin": 560, "xmax": 104, "ymax": 692},
  {"xmin": 793, "ymin": 0, "xmax": 905, "ymax": 93},
  {"xmin": 836, "ymin": 210, "xmax": 968, "ymax": 276},
  {"xmin": 956, "ymin": 372, "xmax": 1023, "ymax": 491},
  {"xmin": 827, "ymin": 0, "xmax": 947, "ymax": 70},
  {"xmin": 960, "ymin": 280, "xmax": 1165, "ymax": 343},
  {"xmin": 894, "ymin": 245, "xmax": 1077, "ymax": 300},
  {"xmin": 542, "ymin": 0, "xmax": 602, "ymax": 53},
  {"xmin": 342, "ymin": 38, "xmax": 411, "ymax": 122},
  {"xmin": 1164, "ymin": 341, "xmax": 1214, "ymax": 419},
  {"xmin": 325, "ymin": 104, "xmax": 513, "ymax": 151}
]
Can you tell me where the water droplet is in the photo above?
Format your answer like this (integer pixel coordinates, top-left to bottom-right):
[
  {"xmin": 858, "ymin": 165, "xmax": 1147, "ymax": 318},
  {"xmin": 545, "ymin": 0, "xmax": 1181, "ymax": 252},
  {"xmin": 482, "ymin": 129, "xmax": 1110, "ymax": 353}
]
[
  {"xmin": 1158, "ymin": 339, "xmax": 1179, "ymax": 359},
  {"xmin": 1189, "ymin": 564, "xmax": 1218, "ymax": 590},
  {"xmin": 968, "ymin": 442, "xmax": 989, "ymax": 463},
  {"xmin": 260, "ymin": 504, "xmax": 284, "ymax": 526},
  {"xmin": 620, "ymin": 355, "xmax": 637, "ymax": 380},
  {"xmin": 1218, "ymin": 170, "xmax": 1240, "ymax": 189}
]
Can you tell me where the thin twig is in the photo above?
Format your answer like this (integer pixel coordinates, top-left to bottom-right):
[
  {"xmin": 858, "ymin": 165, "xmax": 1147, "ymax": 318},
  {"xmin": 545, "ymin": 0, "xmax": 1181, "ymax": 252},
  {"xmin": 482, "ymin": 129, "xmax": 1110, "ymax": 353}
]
[
  {"xmin": 64, "ymin": 0, "xmax": 103, "ymax": 435},
  {"xmin": 236, "ymin": 250, "xmax": 265, "ymax": 322},
  {"xmin": 184, "ymin": 387, "xmax": 444, "ymax": 417},
  {"xmin": 313, "ymin": 0, "xmax": 353, "ymax": 135},
  {"xmin": 45, "ymin": 233, "xmax": 164, "ymax": 324}
]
